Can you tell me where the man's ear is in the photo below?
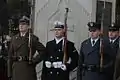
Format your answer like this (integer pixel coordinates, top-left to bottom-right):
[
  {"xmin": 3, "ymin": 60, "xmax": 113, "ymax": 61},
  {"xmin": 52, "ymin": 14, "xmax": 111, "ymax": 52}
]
[{"xmin": 63, "ymin": 29, "xmax": 66, "ymax": 33}]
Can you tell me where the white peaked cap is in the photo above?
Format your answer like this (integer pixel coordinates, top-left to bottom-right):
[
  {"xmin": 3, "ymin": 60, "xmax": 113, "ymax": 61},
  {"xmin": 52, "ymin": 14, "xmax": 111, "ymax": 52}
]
[{"xmin": 54, "ymin": 21, "xmax": 64, "ymax": 26}]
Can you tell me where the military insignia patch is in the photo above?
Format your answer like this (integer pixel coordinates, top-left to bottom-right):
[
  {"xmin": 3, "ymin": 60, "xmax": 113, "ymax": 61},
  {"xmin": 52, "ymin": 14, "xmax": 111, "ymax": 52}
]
[
  {"xmin": 85, "ymin": 42, "xmax": 88, "ymax": 44},
  {"xmin": 73, "ymin": 50, "xmax": 77, "ymax": 52},
  {"xmin": 90, "ymin": 22, "xmax": 93, "ymax": 27}
]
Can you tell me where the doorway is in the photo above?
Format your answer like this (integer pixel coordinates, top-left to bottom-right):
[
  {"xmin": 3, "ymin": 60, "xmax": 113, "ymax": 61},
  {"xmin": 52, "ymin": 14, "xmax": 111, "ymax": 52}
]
[
  {"xmin": 116, "ymin": 0, "xmax": 120, "ymax": 25},
  {"xmin": 96, "ymin": 1, "xmax": 112, "ymax": 36}
]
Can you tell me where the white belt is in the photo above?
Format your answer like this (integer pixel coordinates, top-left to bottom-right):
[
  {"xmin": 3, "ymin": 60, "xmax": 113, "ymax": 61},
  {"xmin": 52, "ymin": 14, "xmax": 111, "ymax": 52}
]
[
  {"xmin": 45, "ymin": 61, "xmax": 62, "ymax": 68},
  {"xmin": 45, "ymin": 61, "xmax": 66, "ymax": 70}
]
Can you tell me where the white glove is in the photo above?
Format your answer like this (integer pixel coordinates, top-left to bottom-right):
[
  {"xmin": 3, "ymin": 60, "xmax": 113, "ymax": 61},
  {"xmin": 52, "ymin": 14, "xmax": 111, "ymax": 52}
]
[
  {"xmin": 52, "ymin": 62, "xmax": 58, "ymax": 68},
  {"xmin": 57, "ymin": 61, "xmax": 62, "ymax": 68},
  {"xmin": 66, "ymin": 57, "xmax": 72, "ymax": 64},
  {"xmin": 61, "ymin": 64, "xmax": 67, "ymax": 71},
  {"xmin": 53, "ymin": 61, "xmax": 62, "ymax": 68},
  {"xmin": 45, "ymin": 61, "xmax": 52, "ymax": 68}
]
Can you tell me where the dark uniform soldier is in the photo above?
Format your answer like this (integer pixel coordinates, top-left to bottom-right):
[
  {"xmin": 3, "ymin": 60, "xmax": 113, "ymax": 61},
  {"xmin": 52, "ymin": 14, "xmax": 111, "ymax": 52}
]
[
  {"xmin": 7, "ymin": 16, "xmax": 45, "ymax": 80},
  {"xmin": 41, "ymin": 21, "xmax": 79, "ymax": 80},
  {"xmin": 107, "ymin": 23, "xmax": 119, "ymax": 80},
  {"xmin": 77, "ymin": 22, "xmax": 113, "ymax": 80},
  {"xmin": 108, "ymin": 23, "xmax": 119, "ymax": 54},
  {"xmin": 113, "ymin": 24, "xmax": 120, "ymax": 80}
]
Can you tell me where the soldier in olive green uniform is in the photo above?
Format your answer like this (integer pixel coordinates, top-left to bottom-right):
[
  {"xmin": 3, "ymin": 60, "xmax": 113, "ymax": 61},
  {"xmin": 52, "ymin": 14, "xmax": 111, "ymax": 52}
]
[{"xmin": 8, "ymin": 16, "xmax": 45, "ymax": 80}]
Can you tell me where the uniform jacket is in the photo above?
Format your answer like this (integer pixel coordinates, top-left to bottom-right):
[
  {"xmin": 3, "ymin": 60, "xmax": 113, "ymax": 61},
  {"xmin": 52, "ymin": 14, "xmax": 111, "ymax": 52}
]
[
  {"xmin": 77, "ymin": 38, "xmax": 114, "ymax": 80},
  {"xmin": 107, "ymin": 37, "xmax": 119, "ymax": 80},
  {"xmin": 41, "ymin": 39, "xmax": 78, "ymax": 80},
  {"xmin": 109, "ymin": 37, "xmax": 119, "ymax": 57},
  {"xmin": 8, "ymin": 33, "xmax": 45, "ymax": 80}
]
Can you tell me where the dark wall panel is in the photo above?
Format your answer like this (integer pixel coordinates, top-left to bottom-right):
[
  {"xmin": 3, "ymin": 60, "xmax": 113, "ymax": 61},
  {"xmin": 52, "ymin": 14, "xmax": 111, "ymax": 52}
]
[{"xmin": 0, "ymin": 0, "xmax": 8, "ymax": 35}]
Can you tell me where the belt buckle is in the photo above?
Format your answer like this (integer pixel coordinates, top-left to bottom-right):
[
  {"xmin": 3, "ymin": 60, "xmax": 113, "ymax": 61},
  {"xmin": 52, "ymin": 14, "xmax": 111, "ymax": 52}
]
[
  {"xmin": 88, "ymin": 65, "xmax": 96, "ymax": 71},
  {"xmin": 18, "ymin": 56, "xmax": 22, "ymax": 61},
  {"xmin": 88, "ymin": 65, "xmax": 94, "ymax": 71},
  {"xmin": 87, "ymin": 66, "xmax": 92, "ymax": 71}
]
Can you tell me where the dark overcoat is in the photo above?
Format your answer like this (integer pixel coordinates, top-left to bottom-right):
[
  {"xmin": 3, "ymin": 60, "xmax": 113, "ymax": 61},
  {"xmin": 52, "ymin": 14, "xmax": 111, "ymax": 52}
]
[
  {"xmin": 0, "ymin": 57, "xmax": 8, "ymax": 80},
  {"xmin": 77, "ymin": 38, "xmax": 114, "ymax": 80},
  {"xmin": 0, "ymin": 41, "xmax": 9, "ymax": 80},
  {"xmin": 8, "ymin": 33, "xmax": 45, "ymax": 80},
  {"xmin": 113, "ymin": 48, "xmax": 120, "ymax": 80},
  {"xmin": 110, "ymin": 38, "xmax": 119, "ymax": 57},
  {"xmin": 41, "ymin": 39, "xmax": 79, "ymax": 80},
  {"xmin": 107, "ymin": 37, "xmax": 119, "ymax": 80}
]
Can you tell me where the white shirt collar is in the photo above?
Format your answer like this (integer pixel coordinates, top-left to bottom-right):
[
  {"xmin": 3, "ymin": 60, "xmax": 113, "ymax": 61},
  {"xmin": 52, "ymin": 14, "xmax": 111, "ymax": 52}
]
[
  {"xmin": 20, "ymin": 32, "xmax": 27, "ymax": 37},
  {"xmin": 91, "ymin": 38, "xmax": 99, "ymax": 46},
  {"xmin": 55, "ymin": 37, "xmax": 64, "ymax": 44},
  {"xmin": 109, "ymin": 37, "xmax": 118, "ymax": 43}
]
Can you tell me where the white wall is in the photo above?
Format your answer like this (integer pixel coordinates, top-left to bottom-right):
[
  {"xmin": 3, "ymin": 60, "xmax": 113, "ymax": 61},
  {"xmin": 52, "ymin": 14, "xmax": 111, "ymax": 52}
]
[{"xmin": 34, "ymin": 0, "xmax": 97, "ymax": 50}]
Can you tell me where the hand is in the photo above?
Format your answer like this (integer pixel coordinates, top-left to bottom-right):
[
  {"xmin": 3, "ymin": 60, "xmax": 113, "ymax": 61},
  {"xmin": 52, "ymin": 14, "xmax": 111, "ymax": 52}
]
[
  {"xmin": 52, "ymin": 62, "xmax": 58, "ymax": 68},
  {"xmin": 45, "ymin": 61, "xmax": 52, "ymax": 68},
  {"xmin": 66, "ymin": 57, "xmax": 71, "ymax": 64},
  {"xmin": 61, "ymin": 64, "xmax": 67, "ymax": 71},
  {"xmin": 57, "ymin": 61, "xmax": 62, "ymax": 68}
]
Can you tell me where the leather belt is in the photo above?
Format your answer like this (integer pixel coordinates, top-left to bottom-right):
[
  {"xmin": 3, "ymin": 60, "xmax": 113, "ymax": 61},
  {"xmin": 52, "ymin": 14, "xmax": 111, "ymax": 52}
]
[
  {"xmin": 12, "ymin": 56, "xmax": 29, "ymax": 61},
  {"xmin": 82, "ymin": 64, "xmax": 99, "ymax": 72}
]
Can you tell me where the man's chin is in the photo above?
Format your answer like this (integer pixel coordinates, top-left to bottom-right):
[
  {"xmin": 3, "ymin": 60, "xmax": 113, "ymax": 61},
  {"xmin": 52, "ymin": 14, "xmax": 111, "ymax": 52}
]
[
  {"xmin": 20, "ymin": 30, "xmax": 26, "ymax": 32},
  {"xmin": 55, "ymin": 36, "xmax": 62, "ymax": 38}
]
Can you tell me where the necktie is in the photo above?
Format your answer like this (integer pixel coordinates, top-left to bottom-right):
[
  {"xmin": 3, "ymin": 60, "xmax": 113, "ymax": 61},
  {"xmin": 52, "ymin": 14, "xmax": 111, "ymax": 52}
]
[
  {"xmin": 92, "ymin": 40, "xmax": 95, "ymax": 46},
  {"xmin": 110, "ymin": 40, "xmax": 113, "ymax": 44}
]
